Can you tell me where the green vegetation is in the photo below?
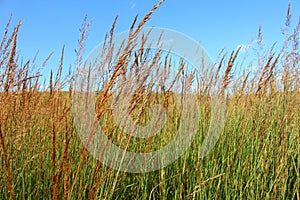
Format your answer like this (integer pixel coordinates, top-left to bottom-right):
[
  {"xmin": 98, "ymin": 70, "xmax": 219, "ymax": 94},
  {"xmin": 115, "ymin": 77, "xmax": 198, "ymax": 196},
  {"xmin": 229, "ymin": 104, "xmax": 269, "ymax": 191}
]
[{"xmin": 0, "ymin": 1, "xmax": 299, "ymax": 199}]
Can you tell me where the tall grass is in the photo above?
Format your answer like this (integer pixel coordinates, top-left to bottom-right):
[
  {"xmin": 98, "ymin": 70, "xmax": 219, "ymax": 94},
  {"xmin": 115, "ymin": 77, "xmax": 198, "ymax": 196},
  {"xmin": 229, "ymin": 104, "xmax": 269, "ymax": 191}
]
[{"xmin": 0, "ymin": 1, "xmax": 299, "ymax": 199}]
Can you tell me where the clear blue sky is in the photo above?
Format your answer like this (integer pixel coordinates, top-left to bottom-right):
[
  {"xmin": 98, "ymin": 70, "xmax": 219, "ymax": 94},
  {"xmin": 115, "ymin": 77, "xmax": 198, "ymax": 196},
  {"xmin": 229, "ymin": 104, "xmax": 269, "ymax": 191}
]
[{"xmin": 1, "ymin": 0, "xmax": 299, "ymax": 80}]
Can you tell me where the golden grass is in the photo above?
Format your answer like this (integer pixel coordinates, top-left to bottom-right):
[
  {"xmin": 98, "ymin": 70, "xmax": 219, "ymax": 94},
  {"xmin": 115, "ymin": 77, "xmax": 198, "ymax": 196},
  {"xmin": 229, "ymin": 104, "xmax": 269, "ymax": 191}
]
[{"xmin": 0, "ymin": 1, "xmax": 299, "ymax": 199}]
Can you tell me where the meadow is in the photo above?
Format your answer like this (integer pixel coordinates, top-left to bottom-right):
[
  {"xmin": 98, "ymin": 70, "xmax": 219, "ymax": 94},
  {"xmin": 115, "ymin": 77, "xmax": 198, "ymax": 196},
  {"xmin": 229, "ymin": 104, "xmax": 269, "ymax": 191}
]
[{"xmin": 0, "ymin": 1, "xmax": 299, "ymax": 199}]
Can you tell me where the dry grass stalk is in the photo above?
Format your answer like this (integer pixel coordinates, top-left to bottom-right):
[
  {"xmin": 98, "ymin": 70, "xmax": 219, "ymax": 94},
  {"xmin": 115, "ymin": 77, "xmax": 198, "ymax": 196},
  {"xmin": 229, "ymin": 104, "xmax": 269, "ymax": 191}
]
[
  {"xmin": 186, "ymin": 173, "xmax": 225, "ymax": 198},
  {"xmin": 4, "ymin": 21, "xmax": 20, "ymax": 93},
  {"xmin": 221, "ymin": 47, "xmax": 241, "ymax": 95}
]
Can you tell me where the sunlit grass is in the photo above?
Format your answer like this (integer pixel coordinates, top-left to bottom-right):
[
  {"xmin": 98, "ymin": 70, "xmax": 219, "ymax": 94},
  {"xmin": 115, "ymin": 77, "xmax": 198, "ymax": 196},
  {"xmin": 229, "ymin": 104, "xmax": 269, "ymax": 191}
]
[{"xmin": 0, "ymin": 1, "xmax": 299, "ymax": 199}]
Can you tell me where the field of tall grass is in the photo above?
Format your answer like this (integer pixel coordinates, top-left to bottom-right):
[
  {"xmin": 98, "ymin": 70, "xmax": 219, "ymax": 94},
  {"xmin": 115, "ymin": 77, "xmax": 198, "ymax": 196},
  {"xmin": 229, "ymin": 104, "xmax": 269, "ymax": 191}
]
[{"xmin": 0, "ymin": 1, "xmax": 299, "ymax": 199}]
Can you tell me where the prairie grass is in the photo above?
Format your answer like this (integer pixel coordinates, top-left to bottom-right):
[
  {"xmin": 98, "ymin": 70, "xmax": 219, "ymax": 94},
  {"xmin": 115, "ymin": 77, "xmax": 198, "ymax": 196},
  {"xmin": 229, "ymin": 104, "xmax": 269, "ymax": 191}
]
[{"xmin": 0, "ymin": 1, "xmax": 299, "ymax": 199}]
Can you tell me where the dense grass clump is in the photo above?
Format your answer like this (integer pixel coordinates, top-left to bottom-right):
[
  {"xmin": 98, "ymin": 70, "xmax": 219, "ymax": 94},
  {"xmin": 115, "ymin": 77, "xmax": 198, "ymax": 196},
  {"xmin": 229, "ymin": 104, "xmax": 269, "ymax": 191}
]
[{"xmin": 0, "ymin": 1, "xmax": 299, "ymax": 199}]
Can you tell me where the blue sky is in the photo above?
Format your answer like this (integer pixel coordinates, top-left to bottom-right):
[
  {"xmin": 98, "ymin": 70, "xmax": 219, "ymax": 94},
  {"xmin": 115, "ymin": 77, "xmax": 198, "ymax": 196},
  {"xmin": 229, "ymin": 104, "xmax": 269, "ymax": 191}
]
[{"xmin": 1, "ymin": 0, "xmax": 299, "ymax": 80}]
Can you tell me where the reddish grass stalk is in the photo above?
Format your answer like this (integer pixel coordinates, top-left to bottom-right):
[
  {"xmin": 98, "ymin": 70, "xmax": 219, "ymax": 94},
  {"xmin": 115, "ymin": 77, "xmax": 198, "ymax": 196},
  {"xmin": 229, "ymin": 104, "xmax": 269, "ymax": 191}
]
[
  {"xmin": 4, "ymin": 22, "xmax": 20, "ymax": 93},
  {"xmin": 52, "ymin": 127, "xmax": 70, "ymax": 200}
]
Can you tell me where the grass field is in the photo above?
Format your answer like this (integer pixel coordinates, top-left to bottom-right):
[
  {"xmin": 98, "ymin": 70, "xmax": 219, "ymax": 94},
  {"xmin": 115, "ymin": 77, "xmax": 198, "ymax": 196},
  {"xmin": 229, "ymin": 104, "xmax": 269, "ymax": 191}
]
[{"xmin": 0, "ymin": 1, "xmax": 299, "ymax": 199}]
